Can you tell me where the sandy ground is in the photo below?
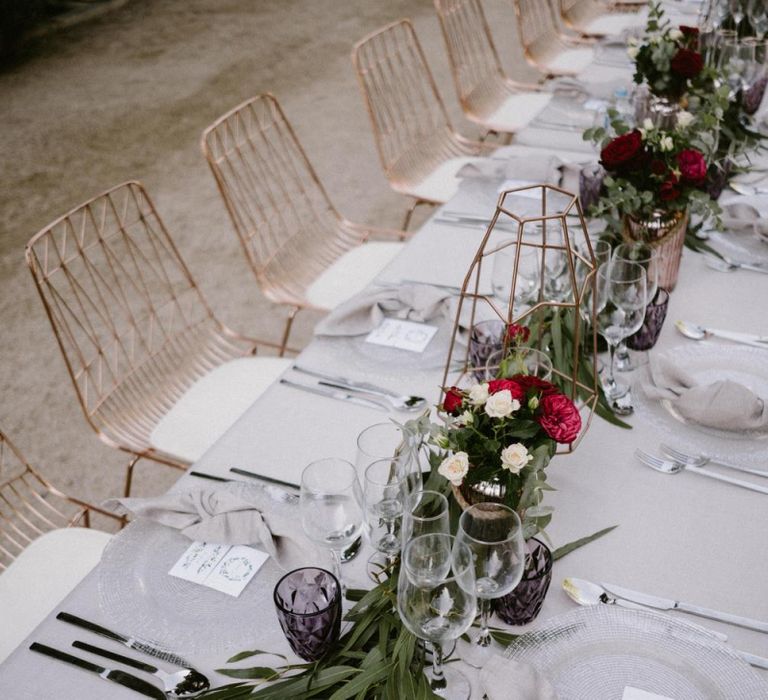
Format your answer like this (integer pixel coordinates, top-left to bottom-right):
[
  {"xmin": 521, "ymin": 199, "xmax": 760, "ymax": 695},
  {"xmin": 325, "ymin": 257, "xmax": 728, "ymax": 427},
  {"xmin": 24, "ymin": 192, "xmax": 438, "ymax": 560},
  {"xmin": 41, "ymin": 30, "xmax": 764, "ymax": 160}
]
[{"xmin": 0, "ymin": 0, "xmax": 534, "ymax": 507}]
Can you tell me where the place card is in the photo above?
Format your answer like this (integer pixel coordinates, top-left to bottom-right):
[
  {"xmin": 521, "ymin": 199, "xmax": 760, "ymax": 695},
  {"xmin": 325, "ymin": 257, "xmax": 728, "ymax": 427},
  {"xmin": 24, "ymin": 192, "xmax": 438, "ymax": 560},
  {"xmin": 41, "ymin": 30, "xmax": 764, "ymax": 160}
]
[
  {"xmin": 364, "ymin": 318, "xmax": 438, "ymax": 353},
  {"xmin": 169, "ymin": 541, "xmax": 269, "ymax": 597},
  {"xmin": 622, "ymin": 687, "xmax": 674, "ymax": 700}
]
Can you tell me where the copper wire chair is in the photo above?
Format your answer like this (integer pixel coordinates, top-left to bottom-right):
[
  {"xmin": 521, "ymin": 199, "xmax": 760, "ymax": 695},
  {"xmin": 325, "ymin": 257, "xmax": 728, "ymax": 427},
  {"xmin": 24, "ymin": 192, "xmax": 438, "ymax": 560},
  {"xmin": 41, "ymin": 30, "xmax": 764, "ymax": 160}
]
[
  {"xmin": 201, "ymin": 93, "xmax": 408, "ymax": 353},
  {"xmin": 512, "ymin": 0, "xmax": 596, "ymax": 78},
  {"xmin": 434, "ymin": 0, "xmax": 553, "ymax": 137},
  {"xmin": 559, "ymin": 0, "xmax": 644, "ymax": 39},
  {"xmin": 26, "ymin": 182, "xmax": 287, "ymax": 493},
  {"xmin": 352, "ymin": 19, "xmax": 495, "ymax": 229}
]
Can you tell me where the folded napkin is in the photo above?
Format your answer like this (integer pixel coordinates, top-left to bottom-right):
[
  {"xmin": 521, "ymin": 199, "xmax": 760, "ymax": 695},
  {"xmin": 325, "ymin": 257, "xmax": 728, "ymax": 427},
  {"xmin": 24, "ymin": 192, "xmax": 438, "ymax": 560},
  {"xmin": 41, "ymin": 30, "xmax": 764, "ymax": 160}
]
[
  {"xmin": 720, "ymin": 201, "xmax": 768, "ymax": 240},
  {"xmin": 480, "ymin": 655, "xmax": 557, "ymax": 700},
  {"xmin": 104, "ymin": 485, "xmax": 313, "ymax": 570},
  {"xmin": 314, "ymin": 283, "xmax": 455, "ymax": 337},
  {"xmin": 457, "ymin": 156, "xmax": 564, "ymax": 185},
  {"xmin": 643, "ymin": 356, "xmax": 768, "ymax": 431}
]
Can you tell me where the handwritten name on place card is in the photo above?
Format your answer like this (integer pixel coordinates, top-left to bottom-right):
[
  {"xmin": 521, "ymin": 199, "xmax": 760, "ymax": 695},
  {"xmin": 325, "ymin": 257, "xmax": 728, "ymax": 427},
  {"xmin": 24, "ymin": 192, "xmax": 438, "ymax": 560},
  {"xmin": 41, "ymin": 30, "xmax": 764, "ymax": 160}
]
[
  {"xmin": 364, "ymin": 318, "xmax": 438, "ymax": 353},
  {"xmin": 169, "ymin": 541, "xmax": 269, "ymax": 597}
]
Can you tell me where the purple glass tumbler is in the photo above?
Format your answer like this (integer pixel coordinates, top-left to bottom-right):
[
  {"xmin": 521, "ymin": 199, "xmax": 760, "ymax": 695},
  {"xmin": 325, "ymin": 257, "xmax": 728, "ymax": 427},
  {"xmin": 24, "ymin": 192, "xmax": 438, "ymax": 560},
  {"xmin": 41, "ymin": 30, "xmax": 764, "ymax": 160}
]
[
  {"xmin": 626, "ymin": 288, "xmax": 670, "ymax": 351},
  {"xmin": 274, "ymin": 567, "xmax": 342, "ymax": 661},
  {"xmin": 494, "ymin": 538, "xmax": 552, "ymax": 625}
]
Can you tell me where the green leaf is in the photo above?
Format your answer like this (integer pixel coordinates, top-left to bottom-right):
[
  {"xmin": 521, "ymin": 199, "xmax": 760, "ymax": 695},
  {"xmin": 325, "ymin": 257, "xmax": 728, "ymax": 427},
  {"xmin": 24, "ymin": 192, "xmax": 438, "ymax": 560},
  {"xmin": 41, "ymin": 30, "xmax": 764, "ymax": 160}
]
[
  {"xmin": 215, "ymin": 666, "xmax": 281, "ymax": 680},
  {"xmin": 225, "ymin": 649, "xmax": 286, "ymax": 664},
  {"xmin": 553, "ymin": 525, "xmax": 618, "ymax": 560},
  {"xmin": 328, "ymin": 665, "xmax": 391, "ymax": 700}
]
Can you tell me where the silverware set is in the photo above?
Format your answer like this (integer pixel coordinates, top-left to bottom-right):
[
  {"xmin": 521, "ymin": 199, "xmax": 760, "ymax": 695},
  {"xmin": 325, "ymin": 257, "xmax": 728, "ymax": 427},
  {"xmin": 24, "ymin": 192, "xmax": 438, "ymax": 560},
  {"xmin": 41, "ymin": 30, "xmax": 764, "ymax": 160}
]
[{"xmin": 675, "ymin": 319, "xmax": 768, "ymax": 349}]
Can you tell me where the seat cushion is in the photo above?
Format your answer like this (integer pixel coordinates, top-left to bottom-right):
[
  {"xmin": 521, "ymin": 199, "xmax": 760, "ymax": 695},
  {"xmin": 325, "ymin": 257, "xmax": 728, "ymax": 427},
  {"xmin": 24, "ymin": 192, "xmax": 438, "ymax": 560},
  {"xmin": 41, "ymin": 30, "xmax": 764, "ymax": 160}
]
[
  {"xmin": 584, "ymin": 12, "xmax": 645, "ymax": 36},
  {"xmin": 408, "ymin": 156, "xmax": 484, "ymax": 204},
  {"xmin": 483, "ymin": 92, "xmax": 553, "ymax": 133},
  {"xmin": 150, "ymin": 356, "xmax": 292, "ymax": 463},
  {"xmin": 544, "ymin": 47, "xmax": 595, "ymax": 76},
  {"xmin": 0, "ymin": 528, "xmax": 111, "ymax": 663},
  {"xmin": 304, "ymin": 241, "xmax": 404, "ymax": 309}
]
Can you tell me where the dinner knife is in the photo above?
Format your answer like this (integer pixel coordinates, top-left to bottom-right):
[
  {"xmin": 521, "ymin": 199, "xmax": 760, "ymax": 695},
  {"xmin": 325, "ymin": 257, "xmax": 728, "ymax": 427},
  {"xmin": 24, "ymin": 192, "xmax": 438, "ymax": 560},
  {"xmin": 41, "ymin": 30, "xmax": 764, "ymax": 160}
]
[
  {"xmin": 601, "ymin": 584, "xmax": 768, "ymax": 634},
  {"xmin": 29, "ymin": 642, "xmax": 165, "ymax": 699},
  {"xmin": 279, "ymin": 378, "xmax": 387, "ymax": 411}
]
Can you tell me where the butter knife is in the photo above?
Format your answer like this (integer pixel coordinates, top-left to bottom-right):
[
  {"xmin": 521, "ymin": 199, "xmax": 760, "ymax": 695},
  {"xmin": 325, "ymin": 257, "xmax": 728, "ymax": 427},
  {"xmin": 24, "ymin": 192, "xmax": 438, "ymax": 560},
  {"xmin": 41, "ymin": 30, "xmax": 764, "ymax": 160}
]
[
  {"xmin": 30, "ymin": 642, "xmax": 165, "ymax": 699},
  {"xmin": 279, "ymin": 378, "xmax": 387, "ymax": 411},
  {"xmin": 601, "ymin": 584, "xmax": 768, "ymax": 634}
]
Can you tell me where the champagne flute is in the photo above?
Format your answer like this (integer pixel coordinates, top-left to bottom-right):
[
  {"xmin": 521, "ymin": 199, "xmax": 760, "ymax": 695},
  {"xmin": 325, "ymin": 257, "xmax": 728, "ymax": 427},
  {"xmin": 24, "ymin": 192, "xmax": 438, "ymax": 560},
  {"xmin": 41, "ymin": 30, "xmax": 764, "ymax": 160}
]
[
  {"xmin": 398, "ymin": 534, "xmax": 477, "ymax": 699},
  {"xmin": 455, "ymin": 503, "xmax": 525, "ymax": 667},
  {"xmin": 300, "ymin": 458, "xmax": 363, "ymax": 591}
]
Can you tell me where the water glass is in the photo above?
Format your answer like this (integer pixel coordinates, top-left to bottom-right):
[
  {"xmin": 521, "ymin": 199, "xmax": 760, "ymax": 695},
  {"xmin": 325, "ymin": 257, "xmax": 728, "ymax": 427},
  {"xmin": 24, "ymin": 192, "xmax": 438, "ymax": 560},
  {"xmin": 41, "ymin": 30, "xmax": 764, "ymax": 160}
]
[
  {"xmin": 356, "ymin": 422, "xmax": 424, "ymax": 493},
  {"xmin": 363, "ymin": 458, "xmax": 408, "ymax": 578},
  {"xmin": 401, "ymin": 490, "xmax": 450, "ymax": 544},
  {"xmin": 626, "ymin": 288, "xmax": 670, "ymax": 351},
  {"xmin": 484, "ymin": 346, "xmax": 553, "ymax": 381},
  {"xmin": 491, "ymin": 241, "xmax": 540, "ymax": 308},
  {"xmin": 468, "ymin": 319, "xmax": 505, "ymax": 380},
  {"xmin": 494, "ymin": 538, "xmax": 553, "ymax": 626}
]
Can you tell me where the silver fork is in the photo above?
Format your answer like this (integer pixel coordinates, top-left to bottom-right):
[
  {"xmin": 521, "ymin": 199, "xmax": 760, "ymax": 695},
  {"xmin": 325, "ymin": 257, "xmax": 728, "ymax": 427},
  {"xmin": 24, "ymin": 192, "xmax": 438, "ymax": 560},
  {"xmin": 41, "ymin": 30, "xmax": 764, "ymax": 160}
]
[
  {"xmin": 635, "ymin": 449, "xmax": 768, "ymax": 495},
  {"xmin": 660, "ymin": 444, "xmax": 768, "ymax": 479}
]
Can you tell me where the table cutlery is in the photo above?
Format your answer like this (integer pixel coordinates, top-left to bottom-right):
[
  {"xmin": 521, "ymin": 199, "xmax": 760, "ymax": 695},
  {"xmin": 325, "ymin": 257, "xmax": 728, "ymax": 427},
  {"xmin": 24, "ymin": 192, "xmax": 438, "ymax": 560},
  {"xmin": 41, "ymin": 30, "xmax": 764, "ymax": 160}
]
[
  {"xmin": 634, "ymin": 449, "xmax": 768, "ymax": 495},
  {"xmin": 56, "ymin": 612, "xmax": 194, "ymax": 668},
  {"xmin": 279, "ymin": 377, "xmax": 387, "ymax": 411},
  {"xmin": 228, "ymin": 467, "xmax": 299, "ymax": 496},
  {"xmin": 601, "ymin": 582, "xmax": 768, "ymax": 634},
  {"xmin": 660, "ymin": 444, "xmax": 768, "ymax": 479},
  {"xmin": 30, "ymin": 642, "xmax": 166, "ymax": 699},
  {"xmin": 433, "ymin": 213, "xmax": 518, "ymax": 233},
  {"xmin": 674, "ymin": 320, "xmax": 768, "ymax": 349},
  {"xmin": 189, "ymin": 471, "xmax": 231, "ymax": 482},
  {"xmin": 73, "ymin": 640, "xmax": 209, "ymax": 698},
  {"xmin": 293, "ymin": 365, "xmax": 428, "ymax": 412},
  {"xmin": 704, "ymin": 255, "xmax": 768, "ymax": 275},
  {"xmin": 728, "ymin": 181, "xmax": 768, "ymax": 196}
]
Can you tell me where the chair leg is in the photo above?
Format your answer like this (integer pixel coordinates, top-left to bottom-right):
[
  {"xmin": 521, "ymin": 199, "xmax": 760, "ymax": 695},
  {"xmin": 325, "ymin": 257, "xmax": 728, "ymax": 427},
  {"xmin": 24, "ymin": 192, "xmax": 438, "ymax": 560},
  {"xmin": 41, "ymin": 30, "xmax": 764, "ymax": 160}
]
[
  {"xmin": 279, "ymin": 308, "xmax": 299, "ymax": 357},
  {"xmin": 402, "ymin": 198, "xmax": 432, "ymax": 231},
  {"xmin": 123, "ymin": 455, "xmax": 140, "ymax": 497}
]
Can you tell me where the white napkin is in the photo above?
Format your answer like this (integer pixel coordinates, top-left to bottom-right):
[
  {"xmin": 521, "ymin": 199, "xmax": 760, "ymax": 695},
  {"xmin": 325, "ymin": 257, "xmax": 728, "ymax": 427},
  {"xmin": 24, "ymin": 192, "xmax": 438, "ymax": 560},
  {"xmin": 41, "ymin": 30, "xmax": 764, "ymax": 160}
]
[
  {"xmin": 643, "ymin": 356, "xmax": 768, "ymax": 431},
  {"xmin": 457, "ymin": 156, "xmax": 564, "ymax": 185},
  {"xmin": 719, "ymin": 201, "xmax": 768, "ymax": 240},
  {"xmin": 104, "ymin": 485, "xmax": 313, "ymax": 570},
  {"xmin": 480, "ymin": 655, "xmax": 557, "ymax": 700}
]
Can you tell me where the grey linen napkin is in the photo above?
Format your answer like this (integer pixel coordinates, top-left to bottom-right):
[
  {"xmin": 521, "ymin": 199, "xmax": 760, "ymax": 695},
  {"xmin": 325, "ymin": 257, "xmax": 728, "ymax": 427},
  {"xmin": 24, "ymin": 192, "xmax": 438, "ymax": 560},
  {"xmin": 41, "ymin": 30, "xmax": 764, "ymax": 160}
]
[
  {"xmin": 720, "ymin": 201, "xmax": 768, "ymax": 240},
  {"xmin": 457, "ymin": 156, "xmax": 564, "ymax": 185},
  {"xmin": 104, "ymin": 485, "xmax": 313, "ymax": 570},
  {"xmin": 480, "ymin": 656, "xmax": 557, "ymax": 700},
  {"xmin": 643, "ymin": 355, "xmax": 768, "ymax": 431},
  {"xmin": 314, "ymin": 283, "xmax": 455, "ymax": 337}
]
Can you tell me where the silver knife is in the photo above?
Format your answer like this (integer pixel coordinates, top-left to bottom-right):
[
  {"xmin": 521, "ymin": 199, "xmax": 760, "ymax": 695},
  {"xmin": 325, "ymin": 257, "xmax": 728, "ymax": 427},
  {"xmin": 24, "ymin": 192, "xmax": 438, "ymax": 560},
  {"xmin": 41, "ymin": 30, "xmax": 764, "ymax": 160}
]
[
  {"xmin": 601, "ymin": 583, "xmax": 768, "ymax": 634},
  {"xmin": 279, "ymin": 378, "xmax": 387, "ymax": 411}
]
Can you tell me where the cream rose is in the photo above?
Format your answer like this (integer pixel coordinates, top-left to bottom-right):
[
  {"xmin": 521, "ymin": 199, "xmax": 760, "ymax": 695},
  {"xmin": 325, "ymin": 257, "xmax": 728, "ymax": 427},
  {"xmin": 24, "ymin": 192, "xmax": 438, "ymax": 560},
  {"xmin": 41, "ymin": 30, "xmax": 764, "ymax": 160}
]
[
  {"xmin": 456, "ymin": 410, "xmax": 474, "ymax": 426},
  {"xmin": 484, "ymin": 390, "xmax": 520, "ymax": 419},
  {"xmin": 438, "ymin": 452, "xmax": 469, "ymax": 485},
  {"xmin": 669, "ymin": 28, "xmax": 683, "ymax": 41},
  {"xmin": 627, "ymin": 46, "xmax": 639, "ymax": 59},
  {"xmin": 676, "ymin": 110, "xmax": 694, "ymax": 128},
  {"xmin": 660, "ymin": 135, "xmax": 674, "ymax": 152},
  {"xmin": 469, "ymin": 383, "xmax": 489, "ymax": 406},
  {"xmin": 501, "ymin": 443, "xmax": 533, "ymax": 474}
]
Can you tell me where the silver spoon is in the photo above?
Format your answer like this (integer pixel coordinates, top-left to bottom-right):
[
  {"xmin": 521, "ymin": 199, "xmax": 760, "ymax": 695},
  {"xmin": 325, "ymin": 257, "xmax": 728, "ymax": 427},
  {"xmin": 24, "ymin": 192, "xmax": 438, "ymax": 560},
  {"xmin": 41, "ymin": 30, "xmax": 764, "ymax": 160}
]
[
  {"xmin": 729, "ymin": 181, "xmax": 768, "ymax": 196},
  {"xmin": 674, "ymin": 320, "xmax": 768, "ymax": 348},
  {"xmin": 704, "ymin": 255, "xmax": 768, "ymax": 274},
  {"xmin": 72, "ymin": 641, "xmax": 209, "ymax": 698}
]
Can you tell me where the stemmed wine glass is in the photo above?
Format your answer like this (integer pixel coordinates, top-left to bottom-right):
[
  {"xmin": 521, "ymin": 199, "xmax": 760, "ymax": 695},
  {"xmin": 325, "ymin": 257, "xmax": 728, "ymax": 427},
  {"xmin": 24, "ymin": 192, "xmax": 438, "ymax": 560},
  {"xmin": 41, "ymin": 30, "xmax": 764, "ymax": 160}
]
[
  {"xmin": 300, "ymin": 458, "xmax": 363, "ymax": 591},
  {"xmin": 491, "ymin": 240, "xmax": 540, "ymax": 309},
  {"xmin": 455, "ymin": 503, "xmax": 525, "ymax": 667},
  {"xmin": 401, "ymin": 490, "xmax": 450, "ymax": 544},
  {"xmin": 356, "ymin": 422, "xmax": 424, "ymax": 494},
  {"xmin": 397, "ymin": 534, "xmax": 477, "ymax": 699}
]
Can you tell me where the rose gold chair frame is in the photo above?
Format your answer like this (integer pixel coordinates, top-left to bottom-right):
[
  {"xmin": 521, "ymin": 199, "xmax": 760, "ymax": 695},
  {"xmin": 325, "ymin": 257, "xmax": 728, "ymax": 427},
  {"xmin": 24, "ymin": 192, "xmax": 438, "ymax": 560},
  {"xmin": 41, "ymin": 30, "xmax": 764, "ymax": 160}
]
[
  {"xmin": 512, "ymin": 0, "xmax": 595, "ymax": 78},
  {"xmin": 351, "ymin": 19, "xmax": 494, "ymax": 228},
  {"xmin": 434, "ymin": 0, "xmax": 543, "ymax": 137},
  {"xmin": 0, "ymin": 428, "xmax": 123, "ymax": 571},
  {"xmin": 558, "ymin": 0, "xmax": 637, "ymax": 38},
  {"xmin": 25, "ymin": 181, "xmax": 281, "ymax": 494},
  {"xmin": 201, "ymin": 93, "xmax": 408, "ymax": 354}
]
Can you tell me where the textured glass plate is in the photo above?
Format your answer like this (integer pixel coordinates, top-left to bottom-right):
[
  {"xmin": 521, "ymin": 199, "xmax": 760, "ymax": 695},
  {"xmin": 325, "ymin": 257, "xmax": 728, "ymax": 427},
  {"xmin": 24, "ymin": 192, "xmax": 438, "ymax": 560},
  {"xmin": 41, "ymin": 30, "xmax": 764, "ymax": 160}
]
[
  {"xmin": 633, "ymin": 344, "xmax": 768, "ymax": 466},
  {"xmin": 506, "ymin": 607, "xmax": 768, "ymax": 699}
]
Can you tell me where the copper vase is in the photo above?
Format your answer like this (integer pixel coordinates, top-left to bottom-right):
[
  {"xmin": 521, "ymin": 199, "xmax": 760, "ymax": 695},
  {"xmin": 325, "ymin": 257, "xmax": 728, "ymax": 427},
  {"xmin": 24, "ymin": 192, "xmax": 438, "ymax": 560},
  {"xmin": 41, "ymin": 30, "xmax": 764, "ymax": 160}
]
[{"xmin": 622, "ymin": 209, "xmax": 688, "ymax": 291}]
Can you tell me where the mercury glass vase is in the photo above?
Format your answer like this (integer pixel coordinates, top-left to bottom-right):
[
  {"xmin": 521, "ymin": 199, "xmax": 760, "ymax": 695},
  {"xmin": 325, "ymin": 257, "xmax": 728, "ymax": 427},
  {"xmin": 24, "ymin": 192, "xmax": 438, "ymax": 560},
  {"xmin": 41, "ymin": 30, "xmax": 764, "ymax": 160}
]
[{"xmin": 622, "ymin": 209, "xmax": 688, "ymax": 291}]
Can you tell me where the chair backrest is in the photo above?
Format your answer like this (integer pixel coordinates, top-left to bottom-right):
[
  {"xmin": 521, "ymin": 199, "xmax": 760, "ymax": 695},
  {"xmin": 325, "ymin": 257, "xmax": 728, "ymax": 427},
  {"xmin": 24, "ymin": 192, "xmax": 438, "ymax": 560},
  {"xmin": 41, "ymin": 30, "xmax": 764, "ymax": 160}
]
[
  {"xmin": 513, "ymin": 0, "xmax": 562, "ymax": 67},
  {"xmin": 434, "ymin": 0, "xmax": 508, "ymax": 118},
  {"xmin": 0, "ymin": 429, "xmax": 84, "ymax": 571},
  {"xmin": 202, "ymin": 94, "xmax": 349, "ymax": 306},
  {"xmin": 559, "ymin": 0, "xmax": 593, "ymax": 26},
  {"xmin": 352, "ymin": 19, "xmax": 463, "ymax": 190},
  {"xmin": 25, "ymin": 182, "xmax": 231, "ymax": 455}
]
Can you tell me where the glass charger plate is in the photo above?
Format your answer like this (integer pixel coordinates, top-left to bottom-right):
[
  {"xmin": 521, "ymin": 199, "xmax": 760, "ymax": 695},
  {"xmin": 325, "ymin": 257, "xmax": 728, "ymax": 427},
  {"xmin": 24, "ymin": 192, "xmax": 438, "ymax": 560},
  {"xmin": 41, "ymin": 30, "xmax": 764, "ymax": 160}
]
[
  {"xmin": 506, "ymin": 607, "xmax": 768, "ymax": 699},
  {"xmin": 633, "ymin": 344, "xmax": 768, "ymax": 466}
]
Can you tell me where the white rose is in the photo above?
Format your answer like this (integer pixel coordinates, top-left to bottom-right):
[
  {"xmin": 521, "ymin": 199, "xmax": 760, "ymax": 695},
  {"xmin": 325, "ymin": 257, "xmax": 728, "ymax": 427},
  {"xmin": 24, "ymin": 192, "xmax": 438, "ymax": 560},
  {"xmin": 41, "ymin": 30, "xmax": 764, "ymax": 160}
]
[
  {"xmin": 627, "ymin": 46, "xmax": 639, "ymax": 59},
  {"xmin": 676, "ymin": 110, "xmax": 694, "ymax": 128},
  {"xmin": 642, "ymin": 118, "xmax": 654, "ymax": 131},
  {"xmin": 456, "ymin": 410, "xmax": 474, "ymax": 426},
  {"xmin": 669, "ymin": 28, "xmax": 683, "ymax": 41},
  {"xmin": 438, "ymin": 452, "xmax": 469, "ymax": 486},
  {"xmin": 484, "ymin": 390, "xmax": 521, "ymax": 419},
  {"xmin": 501, "ymin": 443, "xmax": 534, "ymax": 474},
  {"xmin": 469, "ymin": 383, "xmax": 489, "ymax": 406},
  {"xmin": 660, "ymin": 136, "xmax": 674, "ymax": 152}
]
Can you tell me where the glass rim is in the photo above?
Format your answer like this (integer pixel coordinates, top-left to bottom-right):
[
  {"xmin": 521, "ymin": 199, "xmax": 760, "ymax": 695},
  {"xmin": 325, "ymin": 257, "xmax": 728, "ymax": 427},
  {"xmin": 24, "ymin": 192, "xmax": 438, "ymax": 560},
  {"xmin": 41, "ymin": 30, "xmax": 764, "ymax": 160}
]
[
  {"xmin": 521, "ymin": 536, "xmax": 554, "ymax": 582},
  {"xmin": 273, "ymin": 566, "xmax": 340, "ymax": 617},
  {"xmin": 301, "ymin": 458, "xmax": 357, "ymax": 493},
  {"xmin": 406, "ymin": 489, "xmax": 449, "ymax": 522},
  {"xmin": 364, "ymin": 457, "xmax": 408, "ymax": 487},
  {"xmin": 356, "ymin": 421, "xmax": 402, "ymax": 458},
  {"xmin": 457, "ymin": 502, "xmax": 522, "ymax": 545},
  {"xmin": 402, "ymin": 533, "xmax": 475, "ymax": 581}
]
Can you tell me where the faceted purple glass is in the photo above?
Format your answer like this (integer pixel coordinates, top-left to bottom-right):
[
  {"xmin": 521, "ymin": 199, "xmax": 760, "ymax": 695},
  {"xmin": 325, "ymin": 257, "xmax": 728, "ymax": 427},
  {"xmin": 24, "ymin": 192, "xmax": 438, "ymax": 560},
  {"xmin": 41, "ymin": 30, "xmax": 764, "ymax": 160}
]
[
  {"xmin": 579, "ymin": 164, "xmax": 605, "ymax": 213},
  {"xmin": 626, "ymin": 288, "xmax": 669, "ymax": 351},
  {"xmin": 469, "ymin": 320, "xmax": 505, "ymax": 380},
  {"xmin": 494, "ymin": 538, "xmax": 552, "ymax": 625},
  {"xmin": 273, "ymin": 567, "xmax": 341, "ymax": 661}
]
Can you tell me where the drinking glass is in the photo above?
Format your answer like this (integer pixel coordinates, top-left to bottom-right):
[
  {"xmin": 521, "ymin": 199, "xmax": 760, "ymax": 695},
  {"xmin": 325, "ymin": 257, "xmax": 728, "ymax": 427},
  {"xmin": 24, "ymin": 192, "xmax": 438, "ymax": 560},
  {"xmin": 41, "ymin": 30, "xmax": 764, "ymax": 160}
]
[
  {"xmin": 484, "ymin": 346, "xmax": 553, "ymax": 381},
  {"xmin": 356, "ymin": 422, "xmax": 424, "ymax": 494},
  {"xmin": 612, "ymin": 242, "xmax": 660, "ymax": 372},
  {"xmin": 363, "ymin": 458, "xmax": 408, "ymax": 579},
  {"xmin": 539, "ymin": 221, "xmax": 570, "ymax": 301},
  {"xmin": 595, "ymin": 260, "xmax": 647, "ymax": 413},
  {"xmin": 719, "ymin": 38, "xmax": 753, "ymax": 95},
  {"xmin": 398, "ymin": 534, "xmax": 477, "ymax": 699},
  {"xmin": 401, "ymin": 490, "xmax": 450, "ymax": 544},
  {"xmin": 300, "ymin": 458, "xmax": 363, "ymax": 591},
  {"xmin": 455, "ymin": 503, "xmax": 525, "ymax": 667},
  {"xmin": 468, "ymin": 319, "xmax": 506, "ymax": 380},
  {"xmin": 491, "ymin": 241, "xmax": 540, "ymax": 308}
]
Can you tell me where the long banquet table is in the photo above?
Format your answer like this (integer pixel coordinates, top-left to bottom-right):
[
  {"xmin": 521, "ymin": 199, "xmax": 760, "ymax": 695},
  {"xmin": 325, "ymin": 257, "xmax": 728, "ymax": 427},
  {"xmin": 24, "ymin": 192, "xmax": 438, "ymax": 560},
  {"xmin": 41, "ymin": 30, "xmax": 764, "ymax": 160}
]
[{"xmin": 3, "ymin": 7, "xmax": 768, "ymax": 697}]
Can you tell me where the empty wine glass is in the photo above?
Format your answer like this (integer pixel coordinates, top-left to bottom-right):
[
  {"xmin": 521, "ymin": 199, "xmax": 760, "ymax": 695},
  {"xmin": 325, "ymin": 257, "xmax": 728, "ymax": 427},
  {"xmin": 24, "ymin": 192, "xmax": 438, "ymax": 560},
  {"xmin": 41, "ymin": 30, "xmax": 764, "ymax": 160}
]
[
  {"xmin": 300, "ymin": 458, "xmax": 364, "ymax": 591},
  {"xmin": 398, "ymin": 534, "xmax": 477, "ymax": 699},
  {"xmin": 719, "ymin": 37, "xmax": 753, "ymax": 95},
  {"xmin": 484, "ymin": 346, "xmax": 553, "ymax": 381},
  {"xmin": 356, "ymin": 422, "xmax": 424, "ymax": 494},
  {"xmin": 401, "ymin": 490, "xmax": 450, "ymax": 544},
  {"xmin": 491, "ymin": 240, "xmax": 540, "ymax": 308},
  {"xmin": 455, "ymin": 503, "xmax": 525, "ymax": 667}
]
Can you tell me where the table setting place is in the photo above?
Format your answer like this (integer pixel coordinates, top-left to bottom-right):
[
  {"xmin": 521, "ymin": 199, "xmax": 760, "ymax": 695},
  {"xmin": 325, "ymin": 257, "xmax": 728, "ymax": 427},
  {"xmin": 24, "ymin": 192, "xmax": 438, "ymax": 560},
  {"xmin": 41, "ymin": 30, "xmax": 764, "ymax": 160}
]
[{"xmin": 4, "ymin": 0, "xmax": 768, "ymax": 699}]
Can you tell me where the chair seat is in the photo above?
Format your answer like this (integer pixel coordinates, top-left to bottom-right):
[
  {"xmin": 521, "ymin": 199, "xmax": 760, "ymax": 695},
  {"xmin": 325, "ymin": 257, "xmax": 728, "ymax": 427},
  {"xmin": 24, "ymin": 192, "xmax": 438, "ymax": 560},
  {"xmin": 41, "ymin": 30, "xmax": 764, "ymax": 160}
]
[
  {"xmin": 407, "ymin": 156, "xmax": 484, "ymax": 204},
  {"xmin": 543, "ymin": 47, "xmax": 595, "ymax": 76},
  {"xmin": 583, "ymin": 12, "xmax": 645, "ymax": 36},
  {"xmin": 0, "ymin": 528, "xmax": 112, "ymax": 663},
  {"xmin": 483, "ymin": 92, "xmax": 553, "ymax": 133},
  {"xmin": 304, "ymin": 241, "xmax": 404, "ymax": 309},
  {"xmin": 150, "ymin": 356, "xmax": 292, "ymax": 463}
]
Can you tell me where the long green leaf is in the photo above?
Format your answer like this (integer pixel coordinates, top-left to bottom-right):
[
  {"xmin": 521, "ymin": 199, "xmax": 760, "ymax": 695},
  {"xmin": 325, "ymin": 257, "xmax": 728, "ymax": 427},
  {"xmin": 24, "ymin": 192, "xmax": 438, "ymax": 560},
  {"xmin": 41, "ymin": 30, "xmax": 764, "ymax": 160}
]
[
  {"xmin": 328, "ymin": 665, "xmax": 390, "ymax": 700},
  {"xmin": 553, "ymin": 525, "xmax": 618, "ymax": 560}
]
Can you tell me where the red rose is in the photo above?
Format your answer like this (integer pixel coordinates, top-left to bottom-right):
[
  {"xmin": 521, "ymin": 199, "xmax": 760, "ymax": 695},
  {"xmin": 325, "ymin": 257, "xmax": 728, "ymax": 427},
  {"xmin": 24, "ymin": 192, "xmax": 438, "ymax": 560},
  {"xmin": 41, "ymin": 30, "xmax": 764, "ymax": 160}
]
[
  {"xmin": 538, "ymin": 393, "xmax": 582, "ymax": 444},
  {"xmin": 443, "ymin": 386, "xmax": 463, "ymax": 414},
  {"xmin": 599, "ymin": 130, "xmax": 644, "ymax": 172},
  {"xmin": 488, "ymin": 379, "xmax": 525, "ymax": 402},
  {"xmin": 659, "ymin": 173, "xmax": 680, "ymax": 201},
  {"xmin": 670, "ymin": 48, "xmax": 703, "ymax": 79},
  {"xmin": 506, "ymin": 323, "xmax": 530, "ymax": 345},
  {"xmin": 677, "ymin": 148, "xmax": 707, "ymax": 185},
  {"xmin": 679, "ymin": 25, "xmax": 699, "ymax": 39},
  {"xmin": 511, "ymin": 374, "xmax": 558, "ymax": 396},
  {"xmin": 650, "ymin": 158, "xmax": 666, "ymax": 176}
]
